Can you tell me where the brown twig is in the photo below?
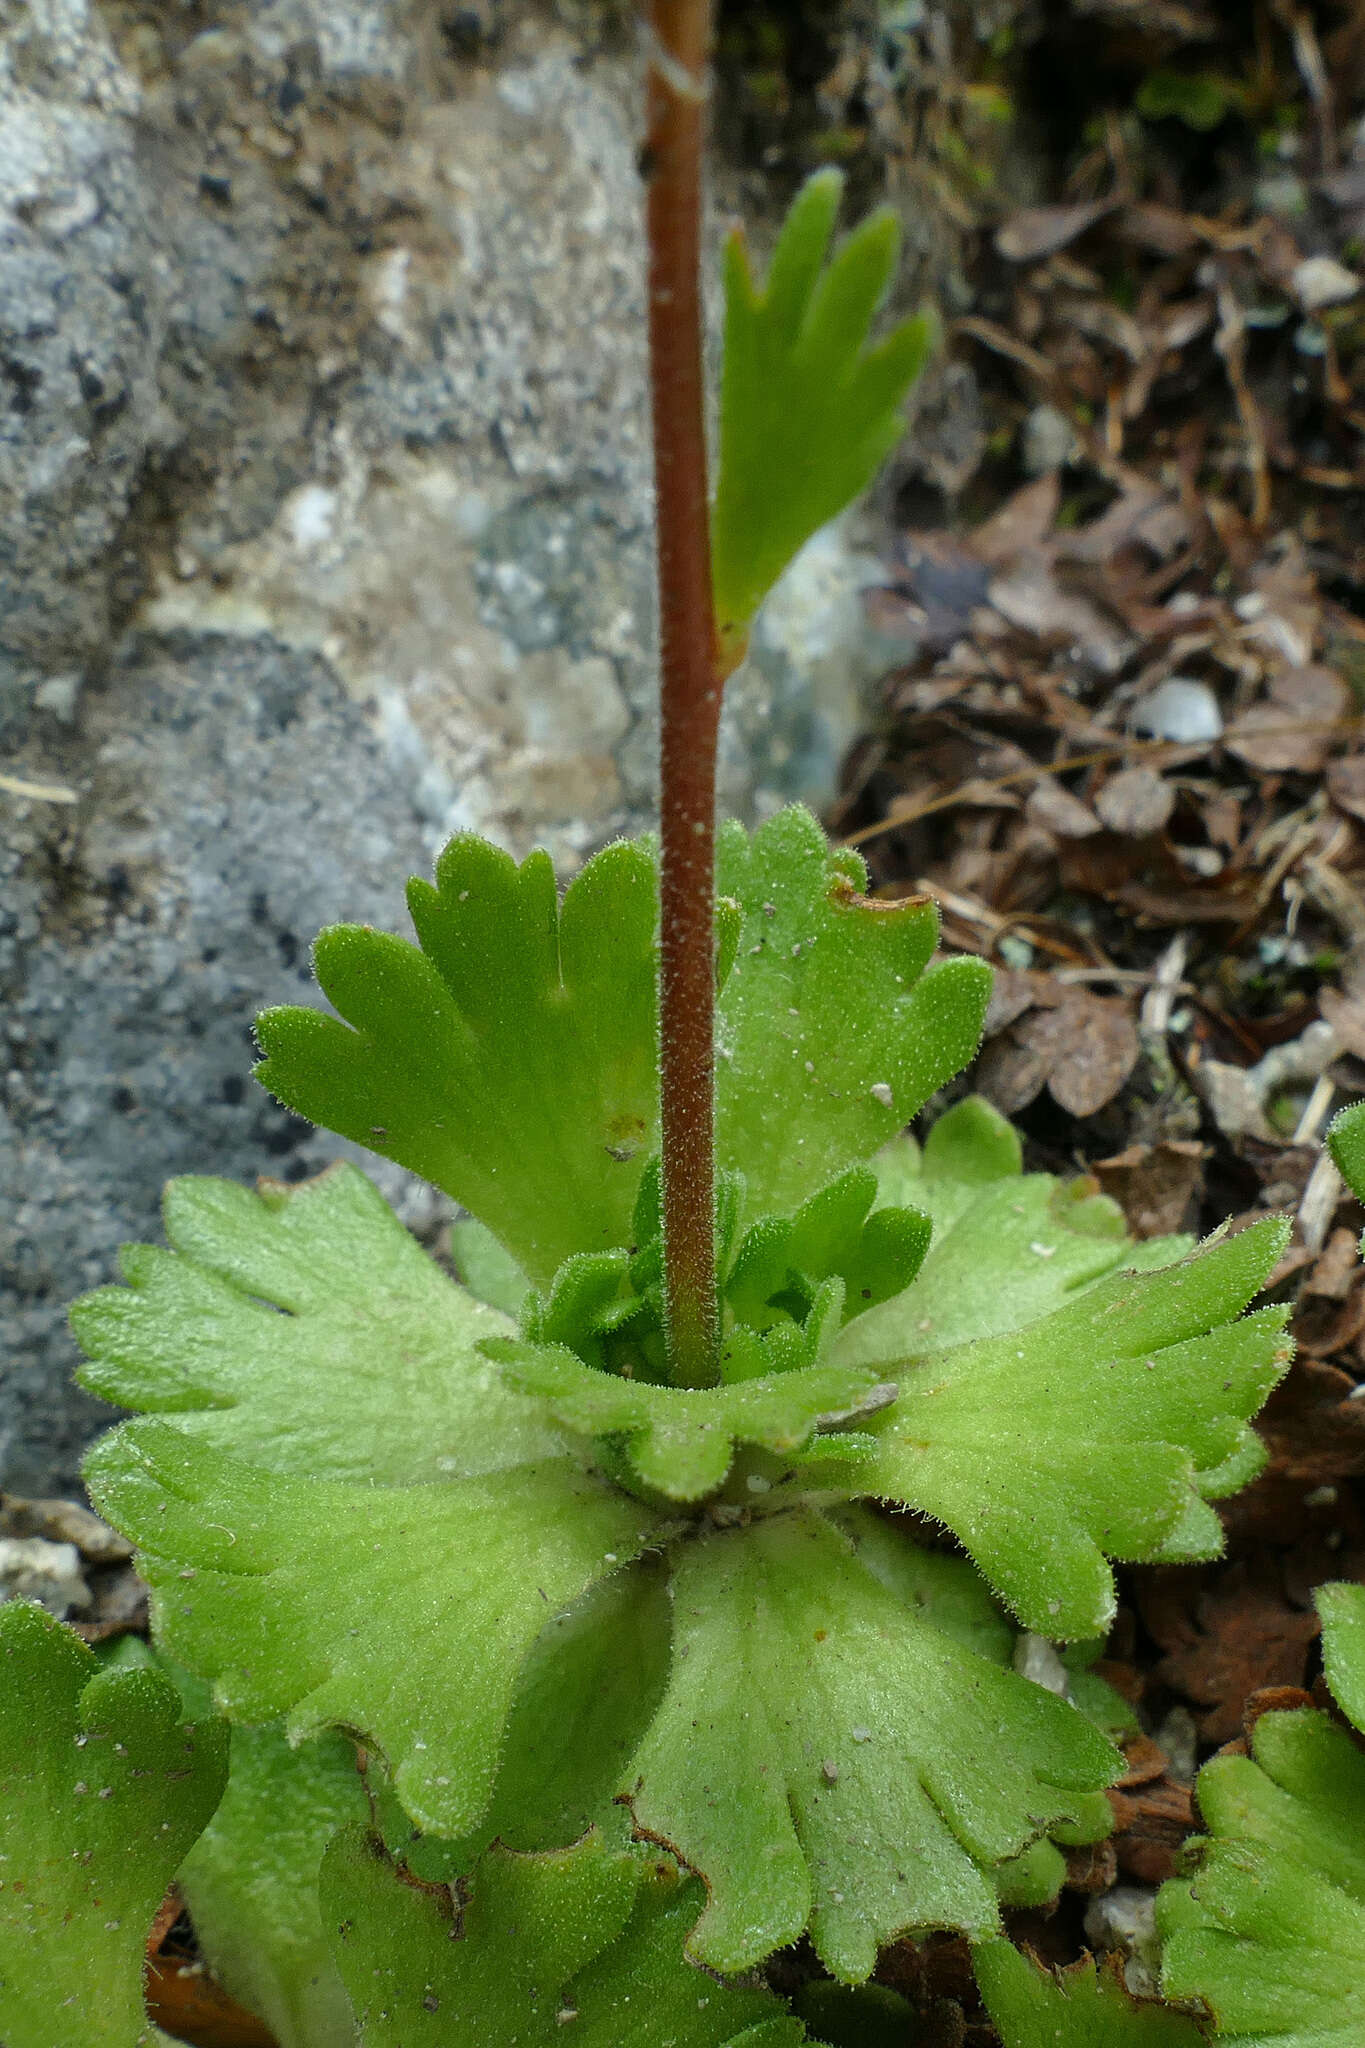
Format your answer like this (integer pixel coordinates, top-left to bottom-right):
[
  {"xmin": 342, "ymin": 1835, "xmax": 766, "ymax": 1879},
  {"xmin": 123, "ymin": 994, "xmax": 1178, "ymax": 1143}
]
[
  {"xmin": 646, "ymin": 0, "xmax": 721, "ymax": 1387},
  {"xmin": 840, "ymin": 718, "xmax": 1363, "ymax": 850}
]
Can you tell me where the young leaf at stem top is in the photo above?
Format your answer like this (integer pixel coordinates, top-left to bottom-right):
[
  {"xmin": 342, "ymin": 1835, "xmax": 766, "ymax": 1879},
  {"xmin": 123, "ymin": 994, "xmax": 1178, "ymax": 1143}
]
[
  {"xmin": 0, "ymin": 1602, "xmax": 227, "ymax": 2048},
  {"xmin": 710, "ymin": 169, "xmax": 934, "ymax": 666}
]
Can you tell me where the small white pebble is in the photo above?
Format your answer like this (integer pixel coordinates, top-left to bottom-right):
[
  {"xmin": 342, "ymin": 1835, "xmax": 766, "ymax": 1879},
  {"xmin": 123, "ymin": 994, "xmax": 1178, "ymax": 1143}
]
[{"xmin": 1134, "ymin": 676, "xmax": 1223, "ymax": 744}]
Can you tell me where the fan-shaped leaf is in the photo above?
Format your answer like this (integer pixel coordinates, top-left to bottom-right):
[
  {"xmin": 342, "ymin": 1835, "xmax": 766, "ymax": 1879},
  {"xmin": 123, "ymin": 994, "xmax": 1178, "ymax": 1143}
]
[
  {"xmin": 1158, "ymin": 1711, "xmax": 1365, "ymax": 2043},
  {"xmin": 255, "ymin": 834, "xmax": 659, "ymax": 1288},
  {"xmin": 857, "ymin": 1219, "xmax": 1291, "ymax": 1636},
  {"xmin": 84, "ymin": 1422, "xmax": 656, "ymax": 1839},
  {"xmin": 715, "ymin": 809, "xmax": 991, "ymax": 1223},
  {"xmin": 73, "ymin": 1164, "xmax": 560, "ymax": 1484},
  {"xmin": 623, "ymin": 1508, "xmax": 1118, "ymax": 1982},
  {"xmin": 837, "ymin": 1096, "xmax": 1189, "ymax": 1367},
  {"xmin": 321, "ymin": 1828, "xmax": 805, "ymax": 2047}
]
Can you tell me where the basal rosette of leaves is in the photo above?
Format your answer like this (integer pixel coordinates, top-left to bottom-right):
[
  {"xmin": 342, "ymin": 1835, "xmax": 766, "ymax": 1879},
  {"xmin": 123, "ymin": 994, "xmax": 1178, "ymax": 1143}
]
[{"xmin": 76, "ymin": 809, "xmax": 1293, "ymax": 1986}]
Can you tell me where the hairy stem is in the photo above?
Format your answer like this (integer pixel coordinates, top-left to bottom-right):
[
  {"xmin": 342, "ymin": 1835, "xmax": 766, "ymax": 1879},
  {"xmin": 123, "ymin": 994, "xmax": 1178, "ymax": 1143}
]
[{"xmin": 647, "ymin": 0, "xmax": 720, "ymax": 1387}]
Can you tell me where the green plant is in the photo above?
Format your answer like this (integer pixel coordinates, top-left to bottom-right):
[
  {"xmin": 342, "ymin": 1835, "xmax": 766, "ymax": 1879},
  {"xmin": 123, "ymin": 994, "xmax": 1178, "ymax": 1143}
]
[
  {"xmin": 0, "ymin": 4, "xmax": 1352, "ymax": 2042},
  {"xmin": 1150, "ymin": 1103, "xmax": 1365, "ymax": 2047}
]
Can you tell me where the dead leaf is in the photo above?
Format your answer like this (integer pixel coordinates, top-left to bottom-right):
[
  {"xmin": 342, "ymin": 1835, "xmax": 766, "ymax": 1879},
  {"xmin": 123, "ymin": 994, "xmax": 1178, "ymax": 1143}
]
[
  {"xmin": 1116, "ymin": 201, "xmax": 1202, "ymax": 257},
  {"xmin": 974, "ymin": 1032, "xmax": 1053, "ymax": 1115},
  {"xmin": 982, "ymin": 967, "xmax": 1061, "ymax": 1035},
  {"xmin": 1015, "ymin": 994, "xmax": 1141, "ymax": 1116},
  {"xmin": 1326, "ymin": 754, "xmax": 1365, "ymax": 821},
  {"xmin": 967, "ymin": 475, "xmax": 1060, "ymax": 566},
  {"xmin": 1139, "ymin": 1557, "xmax": 1321, "ymax": 1746},
  {"xmin": 1303, "ymin": 1226, "xmax": 1360, "ymax": 1303},
  {"xmin": 988, "ymin": 555, "xmax": 1131, "ymax": 673},
  {"xmin": 1094, "ymin": 765, "xmax": 1175, "ymax": 837},
  {"xmin": 1320, "ymin": 986, "xmax": 1365, "ymax": 1059},
  {"xmin": 1025, "ymin": 776, "xmax": 1102, "ymax": 838},
  {"xmin": 996, "ymin": 200, "xmax": 1113, "ymax": 262},
  {"xmin": 1226, "ymin": 665, "xmax": 1350, "ymax": 773},
  {"xmin": 1192, "ymin": 1059, "xmax": 1275, "ymax": 1142},
  {"xmin": 1093, "ymin": 1140, "xmax": 1204, "ymax": 1237}
]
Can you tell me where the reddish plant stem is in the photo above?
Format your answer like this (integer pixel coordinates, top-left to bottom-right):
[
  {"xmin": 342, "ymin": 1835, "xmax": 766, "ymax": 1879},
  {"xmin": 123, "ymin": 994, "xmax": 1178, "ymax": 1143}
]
[{"xmin": 646, "ymin": 0, "xmax": 721, "ymax": 1387}]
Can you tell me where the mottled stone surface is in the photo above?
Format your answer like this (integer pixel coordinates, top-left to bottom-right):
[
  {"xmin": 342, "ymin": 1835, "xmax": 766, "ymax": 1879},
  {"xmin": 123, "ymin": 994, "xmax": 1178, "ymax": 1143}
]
[
  {"xmin": 2, "ymin": 0, "xmax": 1010, "ymax": 1491},
  {"xmin": 2, "ymin": 0, "xmax": 671, "ymax": 1489}
]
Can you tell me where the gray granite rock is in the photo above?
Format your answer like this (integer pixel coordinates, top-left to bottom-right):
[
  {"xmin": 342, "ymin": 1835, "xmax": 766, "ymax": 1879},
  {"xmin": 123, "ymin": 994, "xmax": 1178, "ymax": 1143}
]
[
  {"xmin": 2, "ymin": 0, "xmax": 670, "ymax": 1490},
  {"xmin": 0, "ymin": 0, "xmax": 167, "ymax": 732}
]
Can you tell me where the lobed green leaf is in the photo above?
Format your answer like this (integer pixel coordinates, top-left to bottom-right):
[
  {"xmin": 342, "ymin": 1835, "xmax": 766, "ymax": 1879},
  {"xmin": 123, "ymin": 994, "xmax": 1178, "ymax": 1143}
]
[
  {"xmin": 973, "ymin": 1940, "xmax": 1205, "ymax": 2046},
  {"xmin": 623, "ymin": 1508, "xmax": 1119, "ymax": 1981},
  {"xmin": 254, "ymin": 834, "xmax": 659, "ymax": 1288},
  {"xmin": 715, "ymin": 809, "xmax": 991, "ymax": 1224},
  {"xmin": 1158, "ymin": 1715, "xmax": 1365, "ymax": 2041},
  {"xmin": 0, "ymin": 1602, "xmax": 227, "ymax": 2048},
  {"xmin": 1155, "ymin": 1581, "xmax": 1365, "ymax": 2043},
  {"xmin": 856, "ymin": 1217, "xmax": 1292, "ymax": 1636},
  {"xmin": 250, "ymin": 810, "xmax": 990, "ymax": 1299},
  {"xmin": 73, "ymin": 1164, "xmax": 561, "ymax": 1484},
  {"xmin": 321, "ymin": 1828, "xmax": 805, "ymax": 2047},
  {"xmin": 84, "ymin": 1422, "xmax": 656, "ymax": 1839},
  {"xmin": 837, "ymin": 1095, "xmax": 1189, "ymax": 1368},
  {"xmin": 711, "ymin": 169, "xmax": 933, "ymax": 654}
]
